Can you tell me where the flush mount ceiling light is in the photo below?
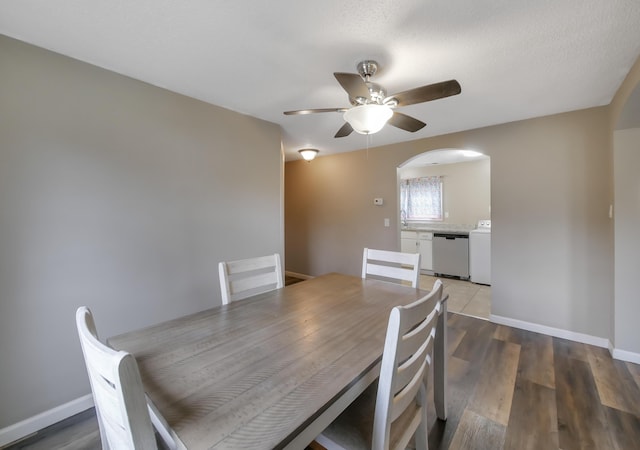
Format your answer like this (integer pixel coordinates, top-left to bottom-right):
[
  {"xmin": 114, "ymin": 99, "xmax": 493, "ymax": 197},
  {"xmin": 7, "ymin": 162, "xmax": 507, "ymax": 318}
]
[
  {"xmin": 343, "ymin": 104, "xmax": 393, "ymax": 135},
  {"xmin": 298, "ymin": 148, "xmax": 319, "ymax": 161}
]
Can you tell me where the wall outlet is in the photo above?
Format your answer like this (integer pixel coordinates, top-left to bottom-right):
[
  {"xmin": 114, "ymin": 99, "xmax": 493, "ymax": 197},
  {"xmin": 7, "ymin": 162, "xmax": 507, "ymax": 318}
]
[
  {"xmin": 384, "ymin": 218, "xmax": 390, "ymax": 227},
  {"xmin": 374, "ymin": 198, "xmax": 383, "ymax": 206},
  {"xmin": 445, "ymin": 211, "xmax": 449, "ymax": 218}
]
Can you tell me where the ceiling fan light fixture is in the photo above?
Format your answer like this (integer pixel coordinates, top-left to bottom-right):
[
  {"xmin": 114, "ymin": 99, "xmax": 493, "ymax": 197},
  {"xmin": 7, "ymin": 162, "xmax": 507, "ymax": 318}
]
[
  {"xmin": 298, "ymin": 148, "xmax": 319, "ymax": 161},
  {"xmin": 343, "ymin": 104, "xmax": 393, "ymax": 135}
]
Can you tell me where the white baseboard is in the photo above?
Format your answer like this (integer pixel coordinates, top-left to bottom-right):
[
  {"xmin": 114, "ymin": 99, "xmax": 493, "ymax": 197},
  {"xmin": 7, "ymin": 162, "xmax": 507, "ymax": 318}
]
[
  {"xmin": 611, "ymin": 348, "xmax": 640, "ymax": 365},
  {"xmin": 0, "ymin": 394, "xmax": 93, "ymax": 448},
  {"xmin": 490, "ymin": 315, "xmax": 640, "ymax": 364},
  {"xmin": 285, "ymin": 271, "xmax": 314, "ymax": 280},
  {"xmin": 489, "ymin": 314, "xmax": 610, "ymax": 349}
]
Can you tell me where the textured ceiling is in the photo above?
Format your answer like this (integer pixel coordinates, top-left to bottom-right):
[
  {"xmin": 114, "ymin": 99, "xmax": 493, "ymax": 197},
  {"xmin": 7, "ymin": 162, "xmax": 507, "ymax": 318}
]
[{"xmin": 1, "ymin": 0, "xmax": 640, "ymax": 161}]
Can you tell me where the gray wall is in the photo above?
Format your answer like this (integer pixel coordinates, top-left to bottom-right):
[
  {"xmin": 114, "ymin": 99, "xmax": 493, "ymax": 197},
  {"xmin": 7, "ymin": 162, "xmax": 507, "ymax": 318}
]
[
  {"xmin": 610, "ymin": 56, "xmax": 640, "ymax": 358},
  {"xmin": 285, "ymin": 106, "xmax": 613, "ymax": 341},
  {"xmin": 613, "ymin": 127, "xmax": 640, "ymax": 354},
  {"xmin": 0, "ymin": 35, "xmax": 283, "ymax": 428}
]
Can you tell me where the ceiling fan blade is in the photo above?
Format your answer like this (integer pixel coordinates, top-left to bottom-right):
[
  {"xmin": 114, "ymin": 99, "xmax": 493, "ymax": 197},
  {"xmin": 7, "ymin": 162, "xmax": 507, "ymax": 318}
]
[
  {"xmin": 388, "ymin": 112, "xmax": 426, "ymax": 132},
  {"xmin": 390, "ymin": 80, "xmax": 461, "ymax": 107},
  {"xmin": 334, "ymin": 73, "xmax": 370, "ymax": 101},
  {"xmin": 334, "ymin": 122, "xmax": 353, "ymax": 138},
  {"xmin": 284, "ymin": 107, "xmax": 346, "ymax": 115}
]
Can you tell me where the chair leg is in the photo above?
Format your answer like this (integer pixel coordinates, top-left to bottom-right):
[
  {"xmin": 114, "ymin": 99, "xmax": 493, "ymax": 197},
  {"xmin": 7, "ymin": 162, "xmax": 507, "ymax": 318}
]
[
  {"xmin": 414, "ymin": 385, "xmax": 429, "ymax": 450},
  {"xmin": 414, "ymin": 417, "xmax": 428, "ymax": 450},
  {"xmin": 147, "ymin": 400, "xmax": 176, "ymax": 450}
]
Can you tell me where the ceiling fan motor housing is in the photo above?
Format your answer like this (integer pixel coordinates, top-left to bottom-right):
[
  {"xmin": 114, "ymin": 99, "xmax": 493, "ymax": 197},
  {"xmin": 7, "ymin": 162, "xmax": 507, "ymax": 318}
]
[
  {"xmin": 357, "ymin": 60, "xmax": 378, "ymax": 80},
  {"xmin": 355, "ymin": 61, "xmax": 391, "ymax": 105}
]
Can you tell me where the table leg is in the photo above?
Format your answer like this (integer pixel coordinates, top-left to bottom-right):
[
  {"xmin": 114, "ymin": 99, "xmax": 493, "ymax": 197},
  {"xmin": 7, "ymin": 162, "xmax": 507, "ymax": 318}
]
[{"xmin": 434, "ymin": 296, "xmax": 448, "ymax": 420}]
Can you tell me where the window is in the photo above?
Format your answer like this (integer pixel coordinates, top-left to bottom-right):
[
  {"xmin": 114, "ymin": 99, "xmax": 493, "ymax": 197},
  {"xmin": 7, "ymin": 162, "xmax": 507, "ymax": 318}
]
[{"xmin": 400, "ymin": 176, "xmax": 443, "ymax": 221}]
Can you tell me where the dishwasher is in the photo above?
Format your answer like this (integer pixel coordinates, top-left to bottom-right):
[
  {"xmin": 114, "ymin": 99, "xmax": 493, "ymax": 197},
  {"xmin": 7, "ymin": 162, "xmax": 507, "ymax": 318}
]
[{"xmin": 433, "ymin": 233, "xmax": 469, "ymax": 279}]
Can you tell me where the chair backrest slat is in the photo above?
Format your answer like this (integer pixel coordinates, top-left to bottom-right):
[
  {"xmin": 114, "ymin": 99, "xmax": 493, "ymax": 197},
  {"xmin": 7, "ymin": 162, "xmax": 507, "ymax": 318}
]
[
  {"xmin": 362, "ymin": 248, "xmax": 421, "ymax": 288},
  {"xmin": 394, "ymin": 310, "xmax": 438, "ymax": 393},
  {"xmin": 218, "ymin": 253, "xmax": 283, "ymax": 304},
  {"xmin": 396, "ymin": 302, "xmax": 440, "ymax": 364},
  {"xmin": 228, "ymin": 271, "xmax": 280, "ymax": 296},
  {"xmin": 225, "ymin": 254, "xmax": 281, "ymax": 274}
]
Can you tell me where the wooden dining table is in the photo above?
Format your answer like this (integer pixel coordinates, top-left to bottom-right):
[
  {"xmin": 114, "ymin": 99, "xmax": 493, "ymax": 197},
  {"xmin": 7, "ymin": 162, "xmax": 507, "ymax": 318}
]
[{"xmin": 109, "ymin": 272, "xmax": 448, "ymax": 449}]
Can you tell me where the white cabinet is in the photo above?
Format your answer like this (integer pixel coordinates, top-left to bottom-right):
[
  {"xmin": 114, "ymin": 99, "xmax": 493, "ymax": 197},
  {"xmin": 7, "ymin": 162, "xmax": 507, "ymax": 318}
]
[
  {"xmin": 400, "ymin": 231, "xmax": 433, "ymax": 271},
  {"xmin": 418, "ymin": 232, "xmax": 433, "ymax": 271},
  {"xmin": 401, "ymin": 231, "xmax": 418, "ymax": 254}
]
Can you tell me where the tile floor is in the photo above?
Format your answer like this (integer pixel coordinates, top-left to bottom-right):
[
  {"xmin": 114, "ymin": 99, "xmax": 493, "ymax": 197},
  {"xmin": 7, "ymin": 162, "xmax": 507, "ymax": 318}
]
[{"xmin": 420, "ymin": 274, "xmax": 491, "ymax": 320}]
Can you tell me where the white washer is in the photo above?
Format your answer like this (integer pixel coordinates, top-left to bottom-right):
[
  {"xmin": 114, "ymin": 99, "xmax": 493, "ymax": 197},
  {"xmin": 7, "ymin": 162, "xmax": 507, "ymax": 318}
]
[{"xmin": 469, "ymin": 220, "xmax": 491, "ymax": 285}]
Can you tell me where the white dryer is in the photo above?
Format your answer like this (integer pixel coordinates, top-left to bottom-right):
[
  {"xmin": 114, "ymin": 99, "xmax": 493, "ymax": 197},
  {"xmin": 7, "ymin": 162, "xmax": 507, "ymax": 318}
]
[{"xmin": 469, "ymin": 220, "xmax": 491, "ymax": 285}]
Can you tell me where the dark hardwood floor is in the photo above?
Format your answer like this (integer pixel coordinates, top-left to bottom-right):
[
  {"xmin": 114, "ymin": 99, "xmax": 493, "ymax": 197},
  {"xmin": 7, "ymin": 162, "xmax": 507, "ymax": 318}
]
[
  {"xmin": 425, "ymin": 313, "xmax": 640, "ymax": 450},
  {"xmin": 4, "ymin": 312, "xmax": 640, "ymax": 449}
]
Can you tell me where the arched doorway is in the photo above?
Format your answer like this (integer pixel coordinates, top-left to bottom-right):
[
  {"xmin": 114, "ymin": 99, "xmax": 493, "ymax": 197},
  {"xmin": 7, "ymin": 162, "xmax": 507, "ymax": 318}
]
[{"xmin": 397, "ymin": 148, "xmax": 492, "ymax": 319}]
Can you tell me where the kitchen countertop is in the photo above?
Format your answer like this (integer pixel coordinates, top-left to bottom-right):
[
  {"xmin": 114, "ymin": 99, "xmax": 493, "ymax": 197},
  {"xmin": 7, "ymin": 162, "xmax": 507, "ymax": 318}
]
[{"xmin": 401, "ymin": 225, "xmax": 473, "ymax": 236}]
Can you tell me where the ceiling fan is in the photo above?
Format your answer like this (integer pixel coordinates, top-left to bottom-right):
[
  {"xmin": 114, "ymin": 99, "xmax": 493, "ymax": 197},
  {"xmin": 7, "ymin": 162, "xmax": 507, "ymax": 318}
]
[{"xmin": 284, "ymin": 60, "xmax": 461, "ymax": 138}]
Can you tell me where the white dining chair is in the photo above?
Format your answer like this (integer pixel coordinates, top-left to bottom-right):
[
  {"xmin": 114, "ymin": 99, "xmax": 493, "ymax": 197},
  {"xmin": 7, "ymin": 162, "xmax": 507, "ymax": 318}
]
[
  {"xmin": 218, "ymin": 253, "xmax": 284, "ymax": 305},
  {"xmin": 362, "ymin": 247, "xmax": 421, "ymax": 288},
  {"xmin": 316, "ymin": 279, "xmax": 444, "ymax": 450},
  {"xmin": 76, "ymin": 307, "xmax": 175, "ymax": 450}
]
